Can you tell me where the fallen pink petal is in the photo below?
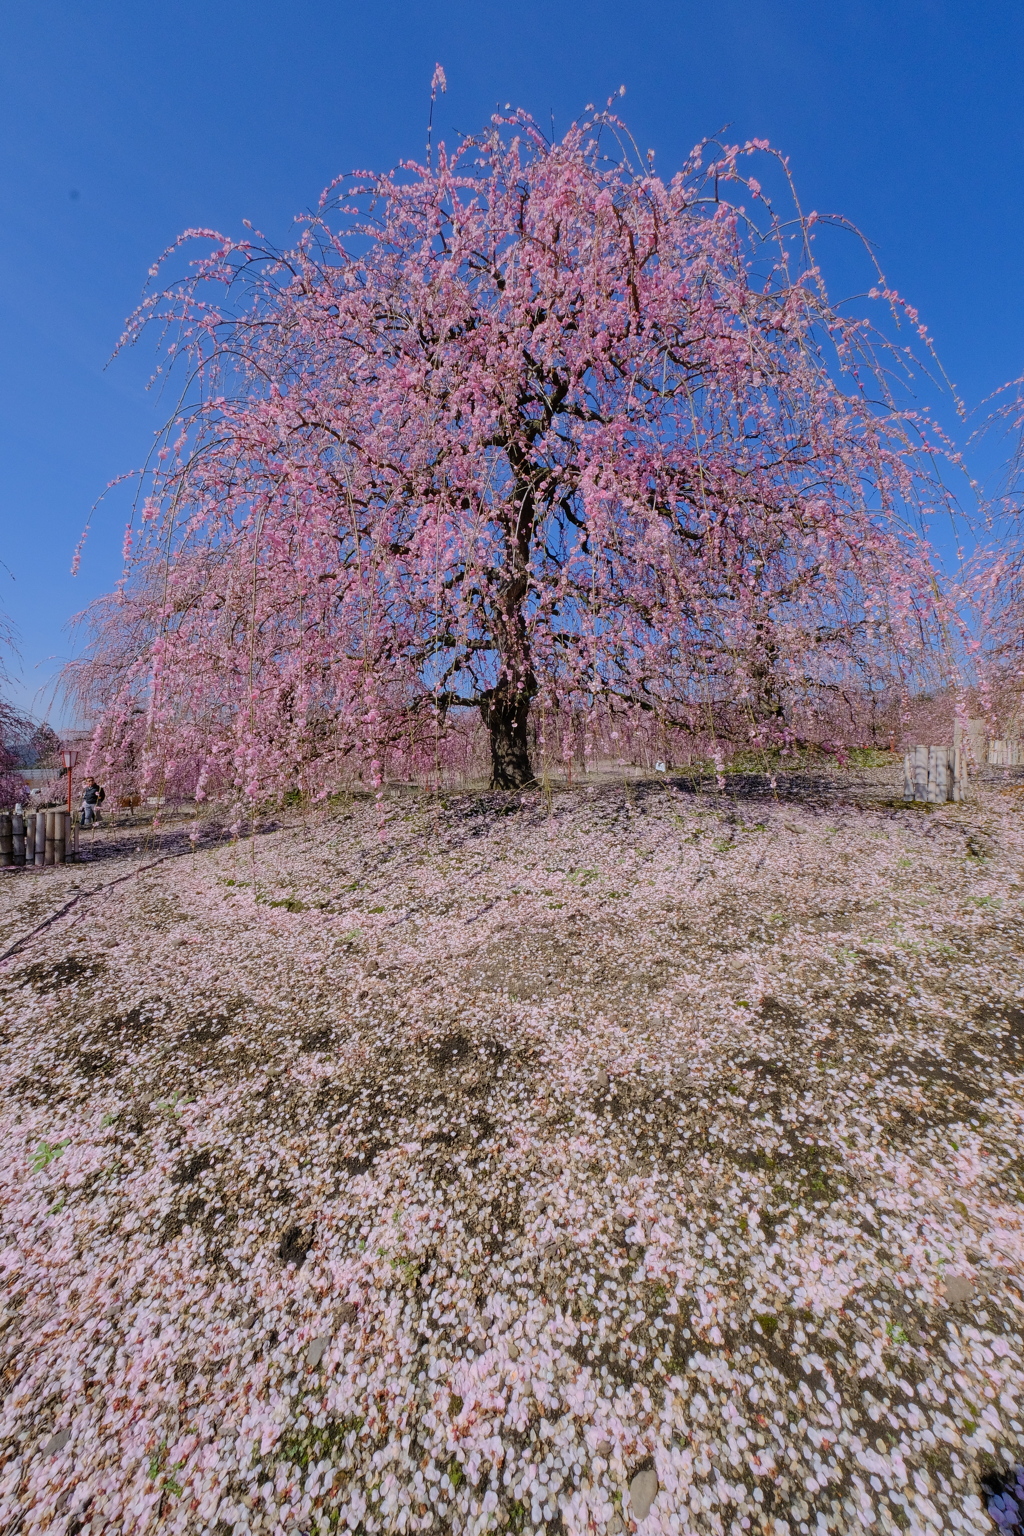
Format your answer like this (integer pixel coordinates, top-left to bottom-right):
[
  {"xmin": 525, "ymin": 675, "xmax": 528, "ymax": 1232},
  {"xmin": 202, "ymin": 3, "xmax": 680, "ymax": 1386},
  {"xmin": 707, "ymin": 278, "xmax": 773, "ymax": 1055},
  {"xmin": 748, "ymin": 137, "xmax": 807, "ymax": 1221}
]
[{"xmin": 0, "ymin": 770, "xmax": 1022, "ymax": 1533}]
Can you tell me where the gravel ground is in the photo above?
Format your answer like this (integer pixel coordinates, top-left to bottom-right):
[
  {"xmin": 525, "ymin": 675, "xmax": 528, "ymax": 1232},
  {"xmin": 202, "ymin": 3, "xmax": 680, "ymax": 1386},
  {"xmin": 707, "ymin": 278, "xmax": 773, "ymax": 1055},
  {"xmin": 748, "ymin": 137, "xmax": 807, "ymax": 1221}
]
[{"xmin": 1, "ymin": 773, "xmax": 1023, "ymax": 1536}]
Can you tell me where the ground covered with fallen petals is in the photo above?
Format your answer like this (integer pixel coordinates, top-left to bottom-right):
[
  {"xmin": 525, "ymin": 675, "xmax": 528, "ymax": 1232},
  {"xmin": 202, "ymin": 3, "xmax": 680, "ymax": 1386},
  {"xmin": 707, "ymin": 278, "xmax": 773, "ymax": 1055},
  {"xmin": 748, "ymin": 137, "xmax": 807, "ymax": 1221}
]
[{"xmin": 2, "ymin": 774, "xmax": 1024, "ymax": 1536}]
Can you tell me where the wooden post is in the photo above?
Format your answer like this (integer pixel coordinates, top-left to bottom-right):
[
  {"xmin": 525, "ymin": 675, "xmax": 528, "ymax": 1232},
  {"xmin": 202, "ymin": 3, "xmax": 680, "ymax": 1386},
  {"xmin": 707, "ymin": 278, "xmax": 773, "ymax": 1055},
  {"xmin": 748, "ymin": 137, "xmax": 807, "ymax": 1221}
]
[
  {"xmin": 33, "ymin": 811, "xmax": 46, "ymax": 867},
  {"xmin": 12, "ymin": 811, "xmax": 25, "ymax": 865},
  {"xmin": 44, "ymin": 809, "xmax": 56, "ymax": 865},
  {"xmin": 951, "ymin": 744, "xmax": 966, "ymax": 802},
  {"xmin": 0, "ymin": 813, "xmax": 12, "ymax": 866}
]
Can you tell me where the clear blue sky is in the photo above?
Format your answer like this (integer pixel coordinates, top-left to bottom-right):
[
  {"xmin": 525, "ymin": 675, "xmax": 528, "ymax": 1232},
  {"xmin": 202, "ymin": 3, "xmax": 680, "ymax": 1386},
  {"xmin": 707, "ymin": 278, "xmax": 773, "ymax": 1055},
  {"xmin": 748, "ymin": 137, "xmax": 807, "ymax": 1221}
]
[{"xmin": 1, "ymin": 0, "xmax": 1022, "ymax": 719}]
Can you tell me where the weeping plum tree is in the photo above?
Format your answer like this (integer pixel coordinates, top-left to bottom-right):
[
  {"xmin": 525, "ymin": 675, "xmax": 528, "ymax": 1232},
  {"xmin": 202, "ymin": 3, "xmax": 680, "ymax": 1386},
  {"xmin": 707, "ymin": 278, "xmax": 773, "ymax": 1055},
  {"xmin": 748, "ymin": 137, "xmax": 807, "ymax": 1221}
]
[{"xmin": 71, "ymin": 104, "xmax": 952, "ymax": 798}]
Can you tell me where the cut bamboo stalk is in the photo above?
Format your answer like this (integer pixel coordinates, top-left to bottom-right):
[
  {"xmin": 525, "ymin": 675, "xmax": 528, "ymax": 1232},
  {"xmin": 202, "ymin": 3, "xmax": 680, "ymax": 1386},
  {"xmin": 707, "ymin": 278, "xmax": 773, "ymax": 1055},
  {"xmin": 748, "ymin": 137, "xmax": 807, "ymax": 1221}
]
[
  {"xmin": 0, "ymin": 813, "xmax": 12, "ymax": 866},
  {"xmin": 44, "ymin": 809, "xmax": 56, "ymax": 866}
]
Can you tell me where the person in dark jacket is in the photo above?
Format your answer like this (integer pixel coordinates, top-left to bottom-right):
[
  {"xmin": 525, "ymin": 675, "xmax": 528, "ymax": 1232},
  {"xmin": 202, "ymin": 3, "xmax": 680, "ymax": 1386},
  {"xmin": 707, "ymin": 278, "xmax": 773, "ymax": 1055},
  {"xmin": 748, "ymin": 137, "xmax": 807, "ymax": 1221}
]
[{"xmin": 81, "ymin": 778, "xmax": 105, "ymax": 827}]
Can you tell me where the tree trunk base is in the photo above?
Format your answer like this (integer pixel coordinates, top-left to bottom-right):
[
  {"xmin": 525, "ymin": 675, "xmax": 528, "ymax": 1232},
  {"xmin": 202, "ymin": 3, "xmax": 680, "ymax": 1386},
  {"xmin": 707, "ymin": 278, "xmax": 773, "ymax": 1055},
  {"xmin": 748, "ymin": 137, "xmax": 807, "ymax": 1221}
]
[{"xmin": 480, "ymin": 687, "xmax": 535, "ymax": 791}]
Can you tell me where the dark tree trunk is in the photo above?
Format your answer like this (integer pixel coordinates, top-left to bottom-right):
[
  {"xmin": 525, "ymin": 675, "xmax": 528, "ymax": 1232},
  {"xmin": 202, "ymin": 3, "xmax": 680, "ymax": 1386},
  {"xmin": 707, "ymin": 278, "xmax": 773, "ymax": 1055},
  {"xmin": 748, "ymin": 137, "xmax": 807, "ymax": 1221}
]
[
  {"xmin": 481, "ymin": 454, "xmax": 543, "ymax": 789},
  {"xmin": 480, "ymin": 680, "xmax": 536, "ymax": 789},
  {"xmin": 749, "ymin": 631, "xmax": 786, "ymax": 725}
]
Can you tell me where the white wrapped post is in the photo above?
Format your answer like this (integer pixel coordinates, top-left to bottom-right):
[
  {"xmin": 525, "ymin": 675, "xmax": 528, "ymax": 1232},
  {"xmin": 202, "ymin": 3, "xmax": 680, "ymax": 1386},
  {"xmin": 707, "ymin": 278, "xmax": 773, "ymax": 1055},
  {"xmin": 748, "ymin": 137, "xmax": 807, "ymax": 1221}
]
[
  {"xmin": 963, "ymin": 717, "xmax": 986, "ymax": 769},
  {"xmin": 44, "ymin": 809, "xmax": 57, "ymax": 866},
  {"xmin": 53, "ymin": 811, "xmax": 67, "ymax": 865}
]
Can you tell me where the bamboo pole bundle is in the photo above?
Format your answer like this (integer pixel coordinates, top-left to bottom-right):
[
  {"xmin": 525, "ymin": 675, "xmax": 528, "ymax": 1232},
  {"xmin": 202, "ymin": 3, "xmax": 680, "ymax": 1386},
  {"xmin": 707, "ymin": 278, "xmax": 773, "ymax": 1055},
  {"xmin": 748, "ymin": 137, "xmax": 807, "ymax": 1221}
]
[
  {"xmin": 987, "ymin": 739, "xmax": 1023, "ymax": 768},
  {"xmin": 903, "ymin": 745, "xmax": 965, "ymax": 803}
]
